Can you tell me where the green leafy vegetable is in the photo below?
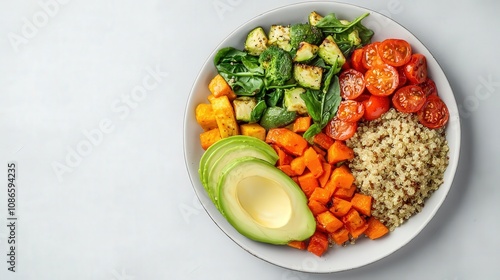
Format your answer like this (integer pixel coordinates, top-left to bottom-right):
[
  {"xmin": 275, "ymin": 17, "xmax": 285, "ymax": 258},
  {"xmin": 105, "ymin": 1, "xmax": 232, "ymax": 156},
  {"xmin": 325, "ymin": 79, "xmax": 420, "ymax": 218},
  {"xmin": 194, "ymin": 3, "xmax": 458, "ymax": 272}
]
[
  {"xmin": 214, "ymin": 47, "xmax": 265, "ymax": 96},
  {"xmin": 315, "ymin": 12, "xmax": 373, "ymax": 57},
  {"xmin": 301, "ymin": 76, "xmax": 341, "ymax": 142},
  {"xmin": 212, "ymin": 11, "xmax": 372, "ymax": 127},
  {"xmin": 249, "ymin": 99, "xmax": 267, "ymax": 123}
]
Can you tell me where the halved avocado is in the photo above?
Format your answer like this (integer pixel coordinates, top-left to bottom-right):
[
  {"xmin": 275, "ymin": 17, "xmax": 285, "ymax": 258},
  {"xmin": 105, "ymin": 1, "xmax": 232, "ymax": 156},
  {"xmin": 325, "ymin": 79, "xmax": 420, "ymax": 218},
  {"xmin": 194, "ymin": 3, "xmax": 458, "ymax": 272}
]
[
  {"xmin": 217, "ymin": 157, "xmax": 316, "ymax": 244},
  {"xmin": 199, "ymin": 136, "xmax": 278, "ymax": 205}
]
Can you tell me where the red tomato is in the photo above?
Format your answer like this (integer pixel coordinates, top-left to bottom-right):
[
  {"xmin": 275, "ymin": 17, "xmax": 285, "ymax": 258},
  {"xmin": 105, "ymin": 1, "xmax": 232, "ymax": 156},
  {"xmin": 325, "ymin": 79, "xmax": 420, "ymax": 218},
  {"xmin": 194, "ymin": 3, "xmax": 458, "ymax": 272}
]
[
  {"xmin": 417, "ymin": 95, "xmax": 449, "ymax": 129},
  {"xmin": 392, "ymin": 85, "xmax": 427, "ymax": 113},
  {"xmin": 339, "ymin": 69, "xmax": 365, "ymax": 100},
  {"xmin": 362, "ymin": 95, "xmax": 390, "ymax": 121},
  {"xmin": 397, "ymin": 67, "xmax": 407, "ymax": 88},
  {"xmin": 350, "ymin": 48, "xmax": 367, "ymax": 73},
  {"xmin": 362, "ymin": 42, "xmax": 384, "ymax": 69},
  {"xmin": 337, "ymin": 100, "xmax": 365, "ymax": 122},
  {"xmin": 378, "ymin": 39, "xmax": 412, "ymax": 67},
  {"xmin": 364, "ymin": 64, "xmax": 399, "ymax": 96},
  {"xmin": 419, "ymin": 77, "xmax": 438, "ymax": 96},
  {"xmin": 341, "ymin": 59, "xmax": 351, "ymax": 71},
  {"xmin": 403, "ymin": 53, "xmax": 427, "ymax": 84},
  {"xmin": 324, "ymin": 118, "xmax": 358, "ymax": 141}
]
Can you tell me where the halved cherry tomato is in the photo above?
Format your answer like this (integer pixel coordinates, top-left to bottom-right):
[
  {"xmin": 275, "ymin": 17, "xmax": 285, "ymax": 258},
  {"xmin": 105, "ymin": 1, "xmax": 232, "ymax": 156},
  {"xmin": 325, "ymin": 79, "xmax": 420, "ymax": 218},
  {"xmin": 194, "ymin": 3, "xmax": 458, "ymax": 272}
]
[
  {"xmin": 364, "ymin": 64, "xmax": 399, "ymax": 96},
  {"xmin": 350, "ymin": 48, "xmax": 367, "ymax": 73},
  {"xmin": 403, "ymin": 53, "xmax": 427, "ymax": 84},
  {"xmin": 362, "ymin": 42, "xmax": 384, "ymax": 69},
  {"xmin": 362, "ymin": 95, "xmax": 390, "ymax": 121},
  {"xmin": 324, "ymin": 118, "xmax": 358, "ymax": 141},
  {"xmin": 339, "ymin": 69, "xmax": 365, "ymax": 100},
  {"xmin": 417, "ymin": 95, "xmax": 449, "ymax": 129},
  {"xmin": 337, "ymin": 100, "xmax": 365, "ymax": 122},
  {"xmin": 392, "ymin": 85, "xmax": 427, "ymax": 113},
  {"xmin": 397, "ymin": 67, "xmax": 407, "ymax": 88},
  {"xmin": 378, "ymin": 39, "xmax": 412, "ymax": 67},
  {"xmin": 419, "ymin": 77, "xmax": 438, "ymax": 96}
]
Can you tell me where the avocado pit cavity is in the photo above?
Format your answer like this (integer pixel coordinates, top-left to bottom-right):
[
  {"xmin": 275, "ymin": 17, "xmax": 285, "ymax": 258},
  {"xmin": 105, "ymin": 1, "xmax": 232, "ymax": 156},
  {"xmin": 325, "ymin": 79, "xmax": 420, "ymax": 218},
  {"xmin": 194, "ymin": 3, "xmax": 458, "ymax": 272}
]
[{"xmin": 236, "ymin": 176, "xmax": 292, "ymax": 229}]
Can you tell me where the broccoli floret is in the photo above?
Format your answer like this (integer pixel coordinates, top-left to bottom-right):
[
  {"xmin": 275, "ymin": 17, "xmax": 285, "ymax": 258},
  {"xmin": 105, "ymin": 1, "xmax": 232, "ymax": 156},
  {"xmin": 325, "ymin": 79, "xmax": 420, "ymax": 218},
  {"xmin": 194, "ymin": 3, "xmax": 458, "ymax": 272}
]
[
  {"xmin": 258, "ymin": 45, "xmax": 293, "ymax": 86},
  {"xmin": 290, "ymin": 23, "xmax": 323, "ymax": 50}
]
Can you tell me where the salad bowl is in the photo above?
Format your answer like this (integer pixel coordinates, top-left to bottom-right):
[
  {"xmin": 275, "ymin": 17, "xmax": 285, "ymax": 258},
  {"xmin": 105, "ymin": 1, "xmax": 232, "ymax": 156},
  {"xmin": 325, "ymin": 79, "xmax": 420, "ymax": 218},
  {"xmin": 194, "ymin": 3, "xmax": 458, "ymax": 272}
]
[{"xmin": 183, "ymin": 1, "xmax": 460, "ymax": 273}]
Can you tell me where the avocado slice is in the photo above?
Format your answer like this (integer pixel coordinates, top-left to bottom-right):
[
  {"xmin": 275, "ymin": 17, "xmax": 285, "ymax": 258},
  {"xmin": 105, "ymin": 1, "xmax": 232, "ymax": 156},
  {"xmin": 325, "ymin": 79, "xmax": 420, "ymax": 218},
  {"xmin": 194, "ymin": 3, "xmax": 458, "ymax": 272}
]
[
  {"xmin": 259, "ymin": 106, "xmax": 297, "ymax": 131},
  {"xmin": 217, "ymin": 157, "xmax": 316, "ymax": 244},
  {"xmin": 199, "ymin": 136, "xmax": 278, "ymax": 205}
]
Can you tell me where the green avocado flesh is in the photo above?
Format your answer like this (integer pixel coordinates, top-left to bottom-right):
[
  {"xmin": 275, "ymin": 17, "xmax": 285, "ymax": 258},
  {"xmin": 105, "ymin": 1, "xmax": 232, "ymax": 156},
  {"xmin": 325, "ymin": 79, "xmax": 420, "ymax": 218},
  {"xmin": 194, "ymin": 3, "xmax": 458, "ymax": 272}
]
[
  {"xmin": 199, "ymin": 136, "xmax": 279, "ymax": 205},
  {"xmin": 218, "ymin": 157, "xmax": 316, "ymax": 244}
]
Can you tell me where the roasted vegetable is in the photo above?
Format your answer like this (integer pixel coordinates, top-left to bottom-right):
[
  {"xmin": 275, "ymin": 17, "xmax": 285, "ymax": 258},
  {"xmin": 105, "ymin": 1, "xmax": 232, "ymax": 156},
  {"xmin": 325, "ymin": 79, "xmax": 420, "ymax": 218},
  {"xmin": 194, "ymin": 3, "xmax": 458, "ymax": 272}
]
[
  {"xmin": 244, "ymin": 26, "xmax": 268, "ymax": 56},
  {"xmin": 290, "ymin": 23, "xmax": 323, "ymax": 50},
  {"xmin": 208, "ymin": 95, "xmax": 239, "ymax": 138},
  {"xmin": 258, "ymin": 45, "xmax": 293, "ymax": 87}
]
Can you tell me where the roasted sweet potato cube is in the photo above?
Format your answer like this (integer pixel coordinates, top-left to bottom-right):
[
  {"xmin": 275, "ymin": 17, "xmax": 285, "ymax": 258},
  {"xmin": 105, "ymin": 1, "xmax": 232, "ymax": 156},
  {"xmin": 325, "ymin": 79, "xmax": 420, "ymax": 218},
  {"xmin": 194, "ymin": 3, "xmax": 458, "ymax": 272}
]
[
  {"xmin": 209, "ymin": 95, "xmax": 239, "ymax": 138},
  {"xmin": 308, "ymin": 200, "xmax": 328, "ymax": 216},
  {"xmin": 351, "ymin": 193, "xmax": 373, "ymax": 216},
  {"xmin": 240, "ymin": 123, "xmax": 266, "ymax": 141},
  {"xmin": 342, "ymin": 209, "xmax": 366, "ymax": 234},
  {"xmin": 195, "ymin": 103, "xmax": 218, "ymax": 131},
  {"xmin": 327, "ymin": 140, "xmax": 354, "ymax": 164},
  {"xmin": 316, "ymin": 211, "xmax": 344, "ymax": 233},
  {"xmin": 297, "ymin": 172, "xmax": 319, "ymax": 197},
  {"xmin": 208, "ymin": 74, "xmax": 236, "ymax": 99},
  {"xmin": 333, "ymin": 184, "xmax": 356, "ymax": 200},
  {"xmin": 309, "ymin": 187, "xmax": 331, "ymax": 205},
  {"xmin": 330, "ymin": 197, "xmax": 352, "ymax": 218},
  {"xmin": 330, "ymin": 165, "xmax": 355, "ymax": 189},
  {"xmin": 330, "ymin": 226, "xmax": 350, "ymax": 245},
  {"xmin": 304, "ymin": 147, "xmax": 324, "ymax": 178},
  {"xmin": 290, "ymin": 156, "xmax": 306, "ymax": 176},
  {"xmin": 292, "ymin": 116, "xmax": 311, "ymax": 133},
  {"xmin": 199, "ymin": 128, "xmax": 221, "ymax": 150},
  {"xmin": 313, "ymin": 132, "xmax": 335, "ymax": 150},
  {"xmin": 287, "ymin": 240, "xmax": 307, "ymax": 250},
  {"xmin": 317, "ymin": 162, "xmax": 332, "ymax": 188},
  {"xmin": 307, "ymin": 231, "xmax": 329, "ymax": 257},
  {"xmin": 365, "ymin": 217, "xmax": 389, "ymax": 240}
]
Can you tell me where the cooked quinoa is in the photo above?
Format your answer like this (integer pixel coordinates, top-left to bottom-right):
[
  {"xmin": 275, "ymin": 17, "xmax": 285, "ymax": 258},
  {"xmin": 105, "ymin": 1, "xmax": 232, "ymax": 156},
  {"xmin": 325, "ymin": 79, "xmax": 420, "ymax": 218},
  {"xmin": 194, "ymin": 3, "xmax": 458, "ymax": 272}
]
[{"xmin": 346, "ymin": 108, "xmax": 449, "ymax": 231}]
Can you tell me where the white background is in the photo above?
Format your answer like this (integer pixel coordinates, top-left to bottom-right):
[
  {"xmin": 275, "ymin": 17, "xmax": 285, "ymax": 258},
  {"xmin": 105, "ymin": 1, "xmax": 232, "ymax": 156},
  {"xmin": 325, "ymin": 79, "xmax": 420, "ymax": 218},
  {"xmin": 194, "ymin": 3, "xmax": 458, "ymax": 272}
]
[{"xmin": 0, "ymin": 0, "xmax": 499, "ymax": 279}]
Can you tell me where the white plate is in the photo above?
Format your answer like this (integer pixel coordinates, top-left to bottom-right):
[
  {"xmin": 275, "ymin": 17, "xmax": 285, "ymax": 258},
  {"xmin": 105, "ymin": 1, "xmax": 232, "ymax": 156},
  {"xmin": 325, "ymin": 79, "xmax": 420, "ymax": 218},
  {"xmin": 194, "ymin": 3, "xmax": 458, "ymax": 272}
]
[{"xmin": 183, "ymin": 1, "xmax": 461, "ymax": 273}]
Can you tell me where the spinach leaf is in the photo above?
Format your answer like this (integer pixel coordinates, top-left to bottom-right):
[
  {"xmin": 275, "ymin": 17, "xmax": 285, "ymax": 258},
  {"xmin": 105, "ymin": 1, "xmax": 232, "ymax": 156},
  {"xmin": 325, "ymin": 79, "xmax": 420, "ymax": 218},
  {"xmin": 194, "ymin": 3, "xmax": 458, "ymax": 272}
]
[
  {"xmin": 214, "ymin": 47, "xmax": 265, "ymax": 96},
  {"xmin": 315, "ymin": 12, "xmax": 370, "ymax": 34},
  {"xmin": 315, "ymin": 12, "xmax": 373, "ymax": 57},
  {"xmin": 322, "ymin": 59, "xmax": 341, "ymax": 94},
  {"xmin": 266, "ymin": 88, "xmax": 284, "ymax": 107},
  {"xmin": 249, "ymin": 99, "xmax": 267, "ymax": 123},
  {"xmin": 301, "ymin": 76, "xmax": 341, "ymax": 142}
]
